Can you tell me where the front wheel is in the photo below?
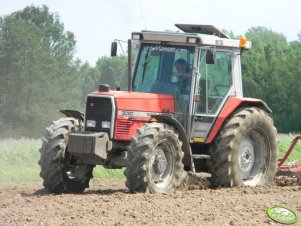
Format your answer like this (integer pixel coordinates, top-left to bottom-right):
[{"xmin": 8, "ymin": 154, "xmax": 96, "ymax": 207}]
[
  {"xmin": 38, "ymin": 118, "xmax": 94, "ymax": 193},
  {"xmin": 124, "ymin": 123, "xmax": 186, "ymax": 193},
  {"xmin": 208, "ymin": 107, "xmax": 278, "ymax": 187}
]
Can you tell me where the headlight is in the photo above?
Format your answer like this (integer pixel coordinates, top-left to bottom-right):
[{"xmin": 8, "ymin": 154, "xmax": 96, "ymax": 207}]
[
  {"xmin": 102, "ymin": 121, "xmax": 111, "ymax": 129},
  {"xmin": 132, "ymin": 33, "xmax": 142, "ymax": 40},
  {"xmin": 86, "ymin": 120, "xmax": 96, "ymax": 127},
  {"xmin": 187, "ymin": 37, "xmax": 197, "ymax": 43}
]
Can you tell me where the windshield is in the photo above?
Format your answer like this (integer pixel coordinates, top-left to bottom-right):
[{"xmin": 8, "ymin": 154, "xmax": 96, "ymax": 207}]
[
  {"xmin": 132, "ymin": 43, "xmax": 195, "ymax": 132},
  {"xmin": 132, "ymin": 44, "xmax": 195, "ymax": 96}
]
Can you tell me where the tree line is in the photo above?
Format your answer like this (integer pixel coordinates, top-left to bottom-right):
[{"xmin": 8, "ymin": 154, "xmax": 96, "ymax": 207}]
[{"xmin": 0, "ymin": 5, "xmax": 300, "ymax": 138}]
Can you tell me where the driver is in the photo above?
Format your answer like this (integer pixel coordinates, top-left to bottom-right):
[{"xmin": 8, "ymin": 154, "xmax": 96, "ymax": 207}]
[
  {"xmin": 173, "ymin": 58, "xmax": 191, "ymax": 95},
  {"xmin": 174, "ymin": 58, "xmax": 190, "ymax": 78},
  {"xmin": 172, "ymin": 58, "xmax": 192, "ymax": 114}
]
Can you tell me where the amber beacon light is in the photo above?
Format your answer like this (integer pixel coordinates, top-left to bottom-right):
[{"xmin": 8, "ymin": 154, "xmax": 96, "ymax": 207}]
[{"xmin": 239, "ymin": 36, "xmax": 248, "ymax": 49}]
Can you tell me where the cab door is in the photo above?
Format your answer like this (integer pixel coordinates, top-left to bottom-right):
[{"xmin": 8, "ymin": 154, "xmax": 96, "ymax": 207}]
[{"xmin": 191, "ymin": 49, "xmax": 234, "ymax": 140}]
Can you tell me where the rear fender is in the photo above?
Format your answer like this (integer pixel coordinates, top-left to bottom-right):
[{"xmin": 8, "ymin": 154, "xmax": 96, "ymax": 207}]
[
  {"xmin": 60, "ymin": 110, "xmax": 84, "ymax": 121},
  {"xmin": 150, "ymin": 115, "xmax": 192, "ymax": 168},
  {"xmin": 206, "ymin": 97, "xmax": 272, "ymax": 143}
]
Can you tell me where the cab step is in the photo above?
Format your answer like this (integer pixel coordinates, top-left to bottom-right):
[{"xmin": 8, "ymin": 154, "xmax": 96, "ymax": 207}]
[
  {"xmin": 188, "ymin": 171, "xmax": 211, "ymax": 179},
  {"xmin": 192, "ymin": 154, "xmax": 210, "ymax": 160}
]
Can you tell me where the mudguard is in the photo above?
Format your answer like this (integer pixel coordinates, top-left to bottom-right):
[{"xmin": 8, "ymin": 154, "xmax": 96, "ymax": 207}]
[
  {"xmin": 60, "ymin": 110, "xmax": 84, "ymax": 121},
  {"xmin": 207, "ymin": 96, "xmax": 272, "ymax": 143}
]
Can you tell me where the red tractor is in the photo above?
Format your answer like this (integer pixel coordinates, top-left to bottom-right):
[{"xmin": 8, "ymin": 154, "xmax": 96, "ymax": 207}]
[{"xmin": 39, "ymin": 24, "xmax": 278, "ymax": 193}]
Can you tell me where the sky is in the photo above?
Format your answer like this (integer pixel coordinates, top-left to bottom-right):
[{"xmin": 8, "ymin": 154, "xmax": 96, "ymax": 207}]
[{"xmin": 1, "ymin": 0, "xmax": 300, "ymax": 66}]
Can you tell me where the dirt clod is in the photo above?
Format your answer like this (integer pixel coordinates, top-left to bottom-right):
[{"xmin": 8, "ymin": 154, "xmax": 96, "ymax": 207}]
[{"xmin": 274, "ymin": 175, "xmax": 301, "ymax": 186}]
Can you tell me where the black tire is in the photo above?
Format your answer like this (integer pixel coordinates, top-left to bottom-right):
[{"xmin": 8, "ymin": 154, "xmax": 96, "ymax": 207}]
[
  {"xmin": 208, "ymin": 107, "xmax": 278, "ymax": 187},
  {"xmin": 38, "ymin": 118, "xmax": 93, "ymax": 193},
  {"xmin": 124, "ymin": 122, "xmax": 186, "ymax": 193}
]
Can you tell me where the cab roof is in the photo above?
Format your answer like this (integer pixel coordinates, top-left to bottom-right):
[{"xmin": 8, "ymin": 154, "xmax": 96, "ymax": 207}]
[
  {"xmin": 175, "ymin": 24, "xmax": 230, "ymax": 39},
  {"xmin": 133, "ymin": 24, "xmax": 251, "ymax": 50}
]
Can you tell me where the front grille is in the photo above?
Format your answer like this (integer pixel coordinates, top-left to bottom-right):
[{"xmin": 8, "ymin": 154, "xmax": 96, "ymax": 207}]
[
  {"xmin": 116, "ymin": 121, "xmax": 131, "ymax": 135},
  {"xmin": 85, "ymin": 96, "xmax": 113, "ymax": 135}
]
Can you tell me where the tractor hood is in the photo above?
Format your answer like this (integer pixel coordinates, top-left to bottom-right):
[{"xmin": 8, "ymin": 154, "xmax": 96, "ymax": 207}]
[{"xmin": 91, "ymin": 90, "xmax": 175, "ymax": 114}]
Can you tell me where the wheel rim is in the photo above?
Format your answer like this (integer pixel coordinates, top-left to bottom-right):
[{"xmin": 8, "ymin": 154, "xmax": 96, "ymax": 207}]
[
  {"xmin": 150, "ymin": 141, "xmax": 174, "ymax": 190},
  {"xmin": 238, "ymin": 135, "xmax": 255, "ymax": 179},
  {"xmin": 239, "ymin": 131, "xmax": 268, "ymax": 186}
]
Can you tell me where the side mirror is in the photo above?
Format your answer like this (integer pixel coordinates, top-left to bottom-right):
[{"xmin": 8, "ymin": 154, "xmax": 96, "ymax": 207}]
[
  {"xmin": 111, "ymin": 41, "xmax": 117, "ymax": 57},
  {"xmin": 206, "ymin": 48, "xmax": 215, "ymax": 64}
]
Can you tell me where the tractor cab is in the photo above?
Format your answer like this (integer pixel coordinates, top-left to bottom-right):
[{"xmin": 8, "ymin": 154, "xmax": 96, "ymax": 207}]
[{"xmin": 129, "ymin": 24, "xmax": 251, "ymax": 139}]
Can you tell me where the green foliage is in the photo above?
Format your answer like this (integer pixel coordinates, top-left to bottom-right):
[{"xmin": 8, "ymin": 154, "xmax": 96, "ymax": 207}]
[
  {"xmin": 242, "ymin": 27, "xmax": 301, "ymax": 132},
  {"xmin": 0, "ymin": 138, "xmax": 41, "ymax": 182},
  {"xmin": 0, "ymin": 5, "xmax": 81, "ymax": 138},
  {"xmin": 93, "ymin": 166, "xmax": 124, "ymax": 179},
  {"xmin": 95, "ymin": 56, "xmax": 128, "ymax": 89},
  {"xmin": 79, "ymin": 56, "xmax": 127, "ymax": 106},
  {"xmin": 0, "ymin": 138, "xmax": 125, "ymax": 182}
]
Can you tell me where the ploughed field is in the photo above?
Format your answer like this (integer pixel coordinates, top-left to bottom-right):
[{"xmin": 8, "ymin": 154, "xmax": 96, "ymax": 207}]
[{"xmin": 0, "ymin": 178, "xmax": 301, "ymax": 226}]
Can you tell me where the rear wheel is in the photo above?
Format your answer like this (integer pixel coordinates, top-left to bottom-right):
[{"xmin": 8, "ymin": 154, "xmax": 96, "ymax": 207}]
[
  {"xmin": 208, "ymin": 107, "xmax": 277, "ymax": 187},
  {"xmin": 38, "ymin": 118, "xmax": 93, "ymax": 193},
  {"xmin": 124, "ymin": 123, "xmax": 186, "ymax": 193}
]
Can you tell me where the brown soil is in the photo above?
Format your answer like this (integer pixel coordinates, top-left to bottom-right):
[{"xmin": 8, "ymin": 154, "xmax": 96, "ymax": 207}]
[{"xmin": 1, "ymin": 178, "xmax": 301, "ymax": 226}]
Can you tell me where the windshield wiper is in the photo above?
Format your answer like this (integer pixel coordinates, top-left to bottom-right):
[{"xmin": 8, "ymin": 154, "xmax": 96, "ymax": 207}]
[{"xmin": 141, "ymin": 48, "xmax": 151, "ymax": 84}]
